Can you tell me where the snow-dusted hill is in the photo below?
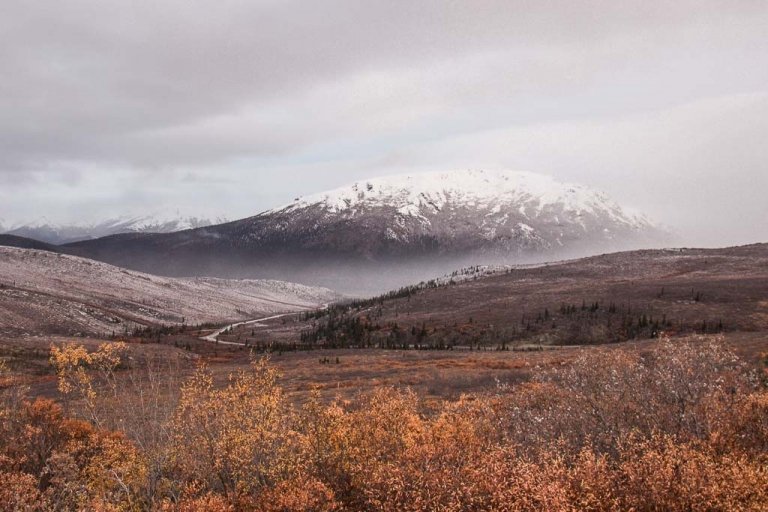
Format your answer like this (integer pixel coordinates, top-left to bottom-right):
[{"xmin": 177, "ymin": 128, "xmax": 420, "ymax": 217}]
[
  {"xmin": 0, "ymin": 246, "xmax": 339, "ymax": 337},
  {"xmin": 63, "ymin": 170, "xmax": 670, "ymax": 294},
  {"xmin": 3, "ymin": 210, "xmax": 229, "ymax": 244}
]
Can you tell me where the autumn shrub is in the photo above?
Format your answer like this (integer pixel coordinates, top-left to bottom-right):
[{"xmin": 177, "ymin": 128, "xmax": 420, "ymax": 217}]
[
  {"xmin": 50, "ymin": 342, "xmax": 184, "ymax": 508},
  {"xmin": 0, "ymin": 337, "xmax": 765, "ymax": 510},
  {"xmin": 707, "ymin": 389, "xmax": 768, "ymax": 458},
  {"xmin": 250, "ymin": 474, "xmax": 339, "ymax": 512},
  {"xmin": 160, "ymin": 492, "xmax": 234, "ymax": 512},
  {"xmin": 357, "ymin": 397, "xmax": 502, "ymax": 511},
  {"xmin": 0, "ymin": 397, "xmax": 148, "ymax": 511},
  {"xmin": 169, "ymin": 359, "xmax": 295, "ymax": 503},
  {"xmin": 293, "ymin": 386, "xmax": 424, "ymax": 508},
  {"xmin": 0, "ymin": 470, "xmax": 46, "ymax": 511},
  {"xmin": 616, "ymin": 433, "xmax": 768, "ymax": 511},
  {"xmin": 499, "ymin": 337, "xmax": 757, "ymax": 460}
]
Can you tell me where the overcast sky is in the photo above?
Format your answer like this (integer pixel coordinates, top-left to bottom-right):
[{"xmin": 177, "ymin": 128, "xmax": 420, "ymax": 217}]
[{"xmin": 1, "ymin": 1, "xmax": 766, "ymax": 246}]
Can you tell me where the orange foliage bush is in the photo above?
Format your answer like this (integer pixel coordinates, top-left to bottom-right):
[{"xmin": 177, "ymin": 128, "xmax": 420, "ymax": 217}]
[
  {"xmin": 251, "ymin": 475, "xmax": 339, "ymax": 512},
  {"xmin": 169, "ymin": 359, "xmax": 292, "ymax": 501},
  {"xmin": 617, "ymin": 434, "xmax": 768, "ymax": 511},
  {"xmin": 0, "ymin": 337, "xmax": 765, "ymax": 510},
  {"xmin": 161, "ymin": 493, "xmax": 234, "ymax": 512},
  {"xmin": 0, "ymin": 470, "xmax": 45, "ymax": 511}
]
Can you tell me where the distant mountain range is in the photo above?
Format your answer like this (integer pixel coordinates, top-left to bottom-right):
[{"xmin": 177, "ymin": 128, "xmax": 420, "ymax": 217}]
[
  {"xmin": 57, "ymin": 170, "xmax": 671, "ymax": 294},
  {"xmin": 1, "ymin": 210, "xmax": 229, "ymax": 244}
]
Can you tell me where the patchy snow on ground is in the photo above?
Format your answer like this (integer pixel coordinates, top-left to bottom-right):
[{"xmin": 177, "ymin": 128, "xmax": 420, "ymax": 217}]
[{"xmin": 0, "ymin": 246, "xmax": 340, "ymax": 336}]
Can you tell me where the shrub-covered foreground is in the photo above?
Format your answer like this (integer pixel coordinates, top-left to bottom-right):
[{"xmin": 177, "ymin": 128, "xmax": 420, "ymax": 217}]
[{"xmin": 1, "ymin": 337, "xmax": 767, "ymax": 511}]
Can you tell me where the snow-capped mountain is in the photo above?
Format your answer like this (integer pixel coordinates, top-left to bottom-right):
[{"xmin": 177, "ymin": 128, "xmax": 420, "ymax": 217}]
[
  {"xmin": 265, "ymin": 170, "xmax": 661, "ymax": 256},
  {"xmin": 63, "ymin": 170, "xmax": 670, "ymax": 294},
  {"xmin": 3, "ymin": 210, "xmax": 229, "ymax": 244}
]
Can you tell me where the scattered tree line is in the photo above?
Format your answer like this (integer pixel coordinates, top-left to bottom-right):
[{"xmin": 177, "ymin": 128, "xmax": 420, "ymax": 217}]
[{"xmin": 297, "ymin": 295, "xmax": 727, "ymax": 351}]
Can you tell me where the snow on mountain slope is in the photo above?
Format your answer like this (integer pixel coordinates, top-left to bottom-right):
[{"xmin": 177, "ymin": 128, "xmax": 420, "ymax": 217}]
[
  {"xmin": 110, "ymin": 210, "xmax": 229, "ymax": 233},
  {"xmin": 286, "ymin": 170, "xmax": 637, "ymax": 223},
  {"xmin": 0, "ymin": 246, "xmax": 339, "ymax": 337},
  {"xmin": 260, "ymin": 170, "xmax": 664, "ymax": 253},
  {"xmin": 3, "ymin": 210, "xmax": 229, "ymax": 244}
]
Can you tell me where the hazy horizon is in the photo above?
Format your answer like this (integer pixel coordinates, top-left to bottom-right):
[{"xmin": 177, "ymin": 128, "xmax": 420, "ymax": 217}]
[{"xmin": 1, "ymin": 1, "xmax": 767, "ymax": 248}]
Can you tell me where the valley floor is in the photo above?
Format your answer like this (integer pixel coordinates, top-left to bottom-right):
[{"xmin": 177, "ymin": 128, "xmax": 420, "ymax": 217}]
[
  {"xmin": 4, "ymin": 331, "xmax": 767, "ymax": 407},
  {"xmin": 2, "ymin": 244, "xmax": 768, "ymax": 510},
  {"xmin": 2, "ymin": 331, "xmax": 767, "ymax": 511}
]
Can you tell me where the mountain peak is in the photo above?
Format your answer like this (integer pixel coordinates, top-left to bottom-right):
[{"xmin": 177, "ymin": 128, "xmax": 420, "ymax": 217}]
[
  {"xmin": 276, "ymin": 170, "xmax": 654, "ymax": 233},
  {"xmin": 62, "ymin": 170, "xmax": 670, "ymax": 294}
]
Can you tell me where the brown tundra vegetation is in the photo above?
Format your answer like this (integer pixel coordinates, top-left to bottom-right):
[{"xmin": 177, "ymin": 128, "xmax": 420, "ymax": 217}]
[{"xmin": 0, "ymin": 336, "xmax": 767, "ymax": 511}]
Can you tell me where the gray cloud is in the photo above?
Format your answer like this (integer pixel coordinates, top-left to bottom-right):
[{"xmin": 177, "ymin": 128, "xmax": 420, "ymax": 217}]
[{"xmin": 0, "ymin": 0, "xmax": 766, "ymax": 246}]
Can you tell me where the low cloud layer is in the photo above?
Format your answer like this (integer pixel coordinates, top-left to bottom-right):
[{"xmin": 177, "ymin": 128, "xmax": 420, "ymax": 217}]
[{"xmin": 1, "ymin": 1, "xmax": 766, "ymax": 246}]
